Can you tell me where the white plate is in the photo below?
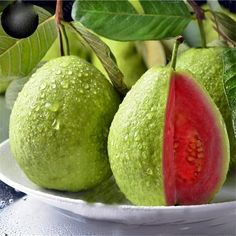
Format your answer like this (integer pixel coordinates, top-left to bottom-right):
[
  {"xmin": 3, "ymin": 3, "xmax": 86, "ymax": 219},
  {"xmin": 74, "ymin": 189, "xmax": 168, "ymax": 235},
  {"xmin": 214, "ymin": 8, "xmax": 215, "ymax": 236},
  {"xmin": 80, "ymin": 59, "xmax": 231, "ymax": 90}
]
[{"xmin": 0, "ymin": 139, "xmax": 236, "ymax": 226}]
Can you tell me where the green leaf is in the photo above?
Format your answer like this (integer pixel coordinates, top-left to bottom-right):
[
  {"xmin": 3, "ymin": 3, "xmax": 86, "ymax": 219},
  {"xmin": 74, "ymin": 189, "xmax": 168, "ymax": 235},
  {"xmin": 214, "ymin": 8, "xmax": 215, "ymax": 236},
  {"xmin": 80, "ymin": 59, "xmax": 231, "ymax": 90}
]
[
  {"xmin": 223, "ymin": 48, "xmax": 236, "ymax": 137},
  {"xmin": 72, "ymin": 0, "xmax": 192, "ymax": 41},
  {"xmin": 212, "ymin": 11, "xmax": 236, "ymax": 45},
  {"xmin": 66, "ymin": 22, "xmax": 128, "ymax": 95},
  {"xmin": 0, "ymin": 6, "xmax": 57, "ymax": 80}
]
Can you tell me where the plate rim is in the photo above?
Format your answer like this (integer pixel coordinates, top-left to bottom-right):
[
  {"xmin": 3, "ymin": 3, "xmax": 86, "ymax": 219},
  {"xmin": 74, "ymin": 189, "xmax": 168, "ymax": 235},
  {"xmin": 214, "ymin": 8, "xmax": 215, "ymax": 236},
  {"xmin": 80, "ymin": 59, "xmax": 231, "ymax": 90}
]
[{"xmin": 1, "ymin": 139, "xmax": 236, "ymax": 211}]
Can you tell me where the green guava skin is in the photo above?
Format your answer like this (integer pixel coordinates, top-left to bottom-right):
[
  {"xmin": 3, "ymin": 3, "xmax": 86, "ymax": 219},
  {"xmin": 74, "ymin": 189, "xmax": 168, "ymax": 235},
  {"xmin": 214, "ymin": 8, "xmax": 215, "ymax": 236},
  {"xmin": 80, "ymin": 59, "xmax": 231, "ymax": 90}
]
[
  {"xmin": 176, "ymin": 47, "xmax": 236, "ymax": 172},
  {"xmin": 108, "ymin": 66, "xmax": 229, "ymax": 206},
  {"xmin": 10, "ymin": 56, "xmax": 120, "ymax": 192},
  {"xmin": 108, "ymin": 67, "xmax": 171, "ymax": 206},
  {"xmin": 92, "ymin": 38, "xmax": 147, "ymax": 89}
]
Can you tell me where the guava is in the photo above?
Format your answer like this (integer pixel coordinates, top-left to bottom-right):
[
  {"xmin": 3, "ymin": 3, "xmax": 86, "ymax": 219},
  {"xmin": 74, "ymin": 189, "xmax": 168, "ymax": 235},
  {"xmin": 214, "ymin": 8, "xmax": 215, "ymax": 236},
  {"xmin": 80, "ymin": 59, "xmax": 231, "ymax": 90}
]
[
  {"xmin": 92, "ymin": 37, "xmax": 147, "ymax": 89},
  {"xmin": 10, "ymin": 56, "xmax": 120, "ymax": 192},
  {"xmin": 176, "ymin": 47, "xmax": 236, "ymax": 172},
  {"xmin": 135, "ymin": 41, "xmax": 166, "ymax": 68},
  {"xmin": 108, "ymin": 66, "xmax": 229, "ymax": 206}
]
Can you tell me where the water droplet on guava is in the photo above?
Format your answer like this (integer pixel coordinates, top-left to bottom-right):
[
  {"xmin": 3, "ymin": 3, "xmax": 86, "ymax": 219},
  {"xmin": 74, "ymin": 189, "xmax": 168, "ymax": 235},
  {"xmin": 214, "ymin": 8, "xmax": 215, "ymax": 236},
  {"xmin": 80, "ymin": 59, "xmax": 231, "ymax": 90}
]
[
  {"xmin": 45, "ymin": 102, "xmax": 60, "ymax": 112},
  {"xmin": 40, "ymin": 83, "xmax": 46, "ymax": 90},
  {"xmin": 61, "ymin": 80, "xmax": 69, "ymax": 89},
  {"xmin": 146, "ymin": 168, "xmax": 153, "ymax": 175},
  {"xmin": 52, "ymin": 119, "xmax": 60, "ymax": 130},
  {"xmin": 84, "ymin": 84, "xmax": 89, "ymax": 90}
]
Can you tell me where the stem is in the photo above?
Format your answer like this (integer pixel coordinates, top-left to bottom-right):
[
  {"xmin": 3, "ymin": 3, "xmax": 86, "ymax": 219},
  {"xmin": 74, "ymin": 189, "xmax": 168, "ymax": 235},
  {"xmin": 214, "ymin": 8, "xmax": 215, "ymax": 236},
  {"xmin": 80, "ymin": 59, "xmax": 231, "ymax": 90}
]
[
  {"xmin": 58, "ymin": 27, "xmax": 65, "ymax": 56},
  {"xmin": 60, "ymin": 24, "xmax": 70, "ymax": 55},
  {"xmin": 187, "ymin": 0, "xmax": 206, "ymax": 48},
  {"xmin": 170, "ymin": 36, "xmax": 184, "ymax": 71},
  {"xmin": 197, "ymin": 19, "xmax": 206, "ymax": 48},
  {"xmin": 55, "ymin": 0, "xmax": 65, "ymax": 56},
  {"xmin": 55, "ymin": 0, "xmax": 63, "ymax": 25}
]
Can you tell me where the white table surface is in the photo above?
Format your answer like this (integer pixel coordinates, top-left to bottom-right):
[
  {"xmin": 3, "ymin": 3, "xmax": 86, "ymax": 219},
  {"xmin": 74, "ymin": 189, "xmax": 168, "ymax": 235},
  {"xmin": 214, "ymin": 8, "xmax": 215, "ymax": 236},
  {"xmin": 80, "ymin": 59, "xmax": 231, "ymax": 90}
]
[{"xmin": 1, "ymin": 195, "xmax": 236, "ymax": 236}]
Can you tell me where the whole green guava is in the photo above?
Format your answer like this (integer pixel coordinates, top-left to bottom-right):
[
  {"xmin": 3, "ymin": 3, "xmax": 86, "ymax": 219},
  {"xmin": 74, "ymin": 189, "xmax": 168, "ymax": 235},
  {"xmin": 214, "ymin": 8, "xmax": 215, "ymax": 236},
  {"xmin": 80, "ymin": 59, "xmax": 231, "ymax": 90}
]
[{"xmin": 10, "ymin": 56, "xmax": 120, "ymax": 192}]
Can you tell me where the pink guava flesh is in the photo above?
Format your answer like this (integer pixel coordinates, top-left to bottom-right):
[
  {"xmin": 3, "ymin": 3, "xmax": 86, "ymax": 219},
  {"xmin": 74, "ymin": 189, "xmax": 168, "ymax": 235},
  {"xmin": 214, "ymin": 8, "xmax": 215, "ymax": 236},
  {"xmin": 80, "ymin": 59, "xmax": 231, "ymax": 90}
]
[{"xmin": 163, "ymin": 72, "xmax": 224, "ymax": 205}]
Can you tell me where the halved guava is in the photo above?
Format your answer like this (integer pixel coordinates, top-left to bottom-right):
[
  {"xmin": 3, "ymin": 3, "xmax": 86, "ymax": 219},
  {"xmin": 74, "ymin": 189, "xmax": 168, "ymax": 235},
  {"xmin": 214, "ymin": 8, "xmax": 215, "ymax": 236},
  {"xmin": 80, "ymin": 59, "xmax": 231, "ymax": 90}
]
[{"xmin": 108, "ymin": 67, "xmax": 229, "ymax": 206}]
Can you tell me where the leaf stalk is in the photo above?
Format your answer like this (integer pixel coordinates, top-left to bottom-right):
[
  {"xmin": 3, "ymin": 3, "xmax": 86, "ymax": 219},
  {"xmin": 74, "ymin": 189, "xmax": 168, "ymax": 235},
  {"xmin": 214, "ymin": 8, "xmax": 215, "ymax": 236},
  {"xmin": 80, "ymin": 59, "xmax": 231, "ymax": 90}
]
[
  {"xmin": 170, "ymin": 36, "xmax": 184, "ymax": 71},
  {"xmin": 187, "ymin": 0, "xmax": 206, "ymax": 48}
]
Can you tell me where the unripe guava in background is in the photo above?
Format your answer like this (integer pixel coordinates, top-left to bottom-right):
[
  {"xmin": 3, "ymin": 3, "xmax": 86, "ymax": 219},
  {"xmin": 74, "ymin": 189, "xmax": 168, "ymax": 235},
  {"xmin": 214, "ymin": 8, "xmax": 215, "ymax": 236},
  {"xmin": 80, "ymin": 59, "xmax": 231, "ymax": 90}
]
[
  {"xmin": 177, "ymin": 47, "xmax": 236, "ymax": 173},
  {"xmin": 92, "ymin": 37, "xmax": 147, "ymax": 89}
]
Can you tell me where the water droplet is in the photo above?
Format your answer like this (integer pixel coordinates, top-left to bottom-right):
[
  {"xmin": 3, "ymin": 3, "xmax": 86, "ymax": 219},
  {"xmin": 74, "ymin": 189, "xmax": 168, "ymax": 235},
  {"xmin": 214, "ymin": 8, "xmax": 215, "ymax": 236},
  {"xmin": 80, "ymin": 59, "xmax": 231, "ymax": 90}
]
[
  {"xmin": 45, "ymin": 102, "xmax": 60, "ymax": 112},
  {"xmin": 84, "ymin": 84, "xmax": 89, "ymax": 90},
  {"xmin": 45, "ymin": 102, "xmax": 51, "ymax": 109},
  {"xmin": 0, "ymin": 201, "xmax": 6, "ymax": 209},
  {"xmin": 9, "ymin": 199, "xmax": 14, "ymax": 204},
  {"xmin": 52, "ymin": 119, "xmax": 60, "ymax": 130},
  {"xmin": 147, "ymin": 113, "xmax": 152, "ymax": 120},
  {"xmin": 68, "ymin": 70, "xmax": 73, "ymax": 75},
  {"xmin": 62, "ymin": 61, "xmax": 70, "ymax": 67},
  {"xmin": 40, "ymin": 93, "xmax": 45, "ymax": 99},
  {"xmin": 146, "ymin": 168, "xmax": 153, "ymax": 175},
  {"xmin": 61, "ymin": 80, "xmax": 69, "ymax": 89},
  {"xmin": 40, "ymin": 83, "xmax": 46, "ymax": 90},
  {"xmin": 55, "ymin": 70, "xmax": 62, "ymax": 75}
]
